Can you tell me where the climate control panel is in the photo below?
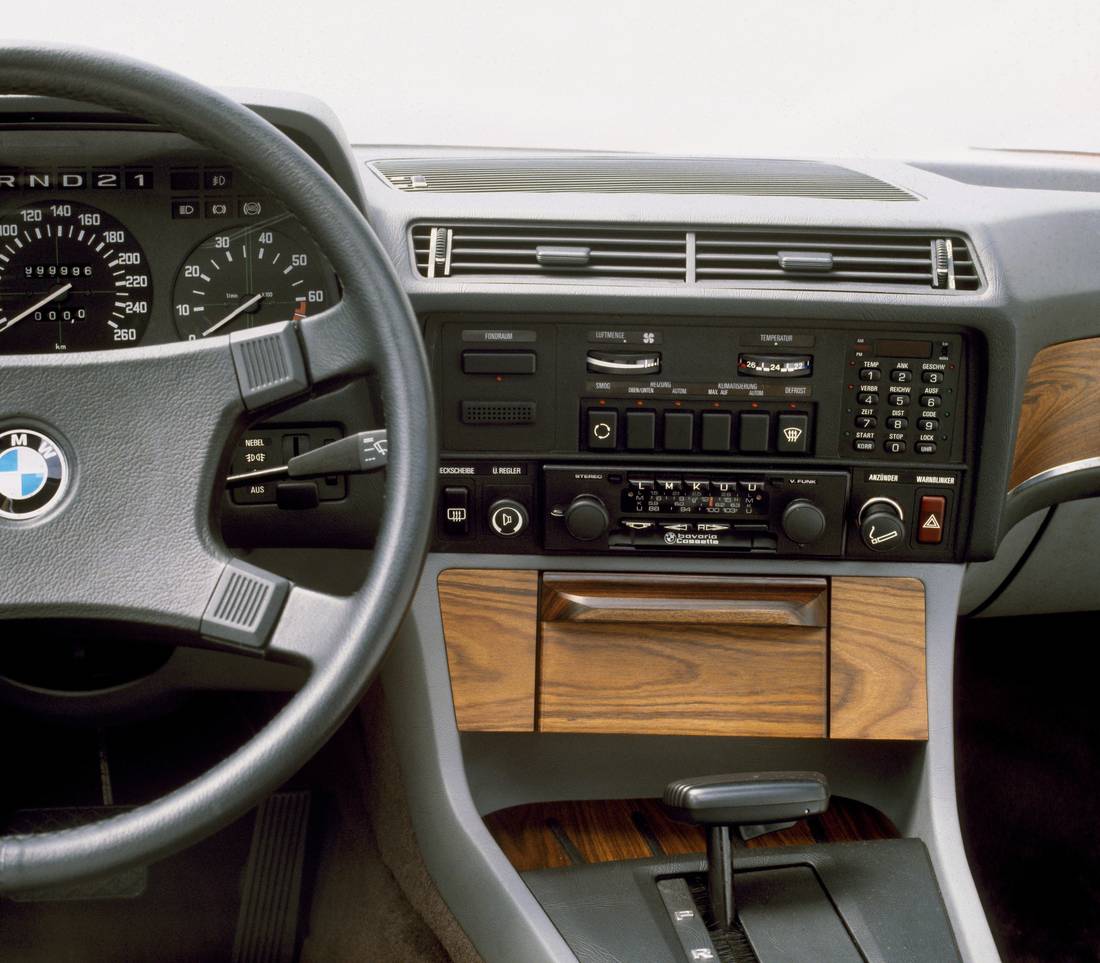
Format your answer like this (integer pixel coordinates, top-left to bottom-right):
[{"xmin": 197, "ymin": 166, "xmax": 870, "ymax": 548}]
[{"xmin": 428, "ymin": 314, "xmax": 976, "ymax": 561}]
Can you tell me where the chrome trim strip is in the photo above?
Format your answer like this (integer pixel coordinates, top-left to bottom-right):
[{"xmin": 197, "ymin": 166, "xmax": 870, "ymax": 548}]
[{"xmin": 1007, "ymin": 456, "xmax": 1100, "ymax": 499}]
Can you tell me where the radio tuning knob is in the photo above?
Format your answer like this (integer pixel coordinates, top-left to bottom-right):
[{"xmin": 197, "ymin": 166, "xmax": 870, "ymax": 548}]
[
  {"xmin": 858, "ymin": 497, "xmax": 906, "ymax": 552},
  {"xmin": 564, "ymin": 494, "xmax": 610, "ymax": 541},
  {"xmin": 781, "ymin": 498, "xmax": 827, "ymax": 545}
]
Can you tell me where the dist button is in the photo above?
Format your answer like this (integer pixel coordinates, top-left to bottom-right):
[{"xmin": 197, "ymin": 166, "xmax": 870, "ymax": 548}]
[{"xmin": 917, "ymin": 495, "xmax": 946, "ymax": 544}]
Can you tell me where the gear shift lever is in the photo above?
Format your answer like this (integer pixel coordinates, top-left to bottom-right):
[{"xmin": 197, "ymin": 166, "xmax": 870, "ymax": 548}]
[{"xmin": 663, "ymin": 772, "xmax": 830, "ymax": 931}]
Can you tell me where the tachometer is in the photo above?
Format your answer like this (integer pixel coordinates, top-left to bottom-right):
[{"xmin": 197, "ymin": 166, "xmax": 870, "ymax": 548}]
[
  {"xmin": 172, "ymin": 224, "xmax": 337, "ymax": 340},
  {"xmin": 0, "ymin": 201, "xmax": 152, "ymax": 352}
]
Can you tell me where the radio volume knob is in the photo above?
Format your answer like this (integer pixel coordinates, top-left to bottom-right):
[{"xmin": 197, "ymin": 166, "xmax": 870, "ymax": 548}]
[
  {"xmin": 564, "ymin": 494, "xmax": 610, "ymax": 541},
  {"xmin": 781, "ymin": 499, "xmax": 827, "ymax": 545}
]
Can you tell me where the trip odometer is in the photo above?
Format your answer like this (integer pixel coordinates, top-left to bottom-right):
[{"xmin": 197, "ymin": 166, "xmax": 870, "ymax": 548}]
[
  {"xmin": 0, "ymin": 201, "xmax": 152, "ymax": 352},
  {"xmin": 172, "ymin": 224, "xmax": 337, "ymax": 340}
]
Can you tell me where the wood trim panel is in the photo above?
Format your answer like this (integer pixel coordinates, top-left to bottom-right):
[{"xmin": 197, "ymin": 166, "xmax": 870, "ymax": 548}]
[
  {"xmin": 538, "ymin": 619, "xmax": 827, "ymax": 738},
  {"xmin": 1010, "ymin": 337, "xmax": 1100, "ymax": 490},
  {"xmin": 485, "ymin": 797, "xmax": 899, "ymax": 872},
  {"xmin": 541, "ymin": 573, "xmax": 828, "ymax": 627},
  {"xmin": 830, "ymin": 577, "xmax": 927, "ymax": 740},
  {"xmin": 438, "ymin": 568, "xmax": 538, "ymax": 732}
]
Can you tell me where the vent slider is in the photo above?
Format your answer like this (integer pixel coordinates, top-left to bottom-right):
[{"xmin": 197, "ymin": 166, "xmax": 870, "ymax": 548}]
[
  {"xmin": 778, "ymin": 250, "xmax": 834, "ymax": 273},
  {"xmin": 536, "ymin": 245, "xmax": 591, "ymax": 267}
]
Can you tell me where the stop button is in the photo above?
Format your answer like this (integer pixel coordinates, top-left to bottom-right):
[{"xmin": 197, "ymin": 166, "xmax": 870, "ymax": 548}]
[{"xmin": 917, "ymin": 495, "xmax": 946, "ymax": 544}]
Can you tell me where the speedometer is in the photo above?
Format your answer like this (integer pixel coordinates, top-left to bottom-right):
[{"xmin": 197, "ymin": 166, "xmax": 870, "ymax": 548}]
[
  {"xmin": 172, "ymin": 224, "xmax": 337, "ymax": 340},
  {"xmin": 0, "ymin": 201, "xmax": 152, "ymax": 352}
]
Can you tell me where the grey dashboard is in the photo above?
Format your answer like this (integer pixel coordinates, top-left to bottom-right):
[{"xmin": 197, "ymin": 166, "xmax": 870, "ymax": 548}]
[{"xmin": 2, "ymin": 91, "xmax": 1100, "ymax": 708}]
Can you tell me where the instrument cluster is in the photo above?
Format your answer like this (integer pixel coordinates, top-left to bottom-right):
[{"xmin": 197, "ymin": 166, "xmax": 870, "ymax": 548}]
[{"xmin": 0, "ymin": 128, "xmax": 340, "ymax": 353}]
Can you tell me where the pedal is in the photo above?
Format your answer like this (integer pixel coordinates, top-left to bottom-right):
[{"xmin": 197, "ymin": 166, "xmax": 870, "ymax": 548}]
[{"xmin": 232, "ymin": 790, "xmax": 313, "ymax": 963}]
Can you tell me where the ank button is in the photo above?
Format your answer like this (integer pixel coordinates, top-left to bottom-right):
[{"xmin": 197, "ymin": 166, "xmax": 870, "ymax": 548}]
[{"xmin": 917, "ymin": 495, "xmax": 946, "ymax": 544}]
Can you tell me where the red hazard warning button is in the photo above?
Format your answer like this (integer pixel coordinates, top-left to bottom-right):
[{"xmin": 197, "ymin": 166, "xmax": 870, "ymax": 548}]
[{"xmin": 917, "ymin": 495, "xmax": 946, "ymax": 544}]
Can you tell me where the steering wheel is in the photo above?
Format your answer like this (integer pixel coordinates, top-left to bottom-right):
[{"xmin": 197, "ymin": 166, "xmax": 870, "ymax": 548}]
[{"xmin": 0, "ymin": 45, "xmax": 436, "ymax": 892}]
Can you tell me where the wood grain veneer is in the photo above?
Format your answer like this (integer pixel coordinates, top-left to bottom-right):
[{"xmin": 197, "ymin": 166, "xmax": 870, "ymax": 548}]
[
  {"xmin": 830, "ymin": 577, "xmax": 927, "ymax": 740},
  {"xmin": 485, "ymin": 796, "xmax": 899, "ymax": 872},
  {"xmin": 1010, "ymin": 337, "xmax": 1100, "ymax": 490},
  {"xmin": 540, "ymin": 573, "xmax": 828, "ymax": 626},
  {"xmin": 438, "ymin": 568, "xmax": 538, "ymax": 732},
  {"xmin": 438, "ymin": 571, "xmax": 927, "ymax": 740},
  {"xmin": 539, "ymin": 574, "xmax": 828, "ymax": 738}
]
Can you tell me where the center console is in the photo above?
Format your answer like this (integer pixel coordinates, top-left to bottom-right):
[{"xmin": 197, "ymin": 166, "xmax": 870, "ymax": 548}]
[{"xmin": 428, "ymin": 313, "xmax": 977, "ymax": 563}]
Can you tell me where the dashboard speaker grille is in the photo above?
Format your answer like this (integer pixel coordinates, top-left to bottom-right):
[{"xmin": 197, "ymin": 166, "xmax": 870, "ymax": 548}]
[
  {"xmin": 374, "ymin": 157, "xmax": 916, "ymax": 200},
  {"xmin": 461, "ymin": 400, "xmax": 536, "ymax": 425}
]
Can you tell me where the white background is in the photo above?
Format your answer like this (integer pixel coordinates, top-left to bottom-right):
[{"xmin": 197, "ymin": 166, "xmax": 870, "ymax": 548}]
[{"xmin": 5, "ymin": 0, "xmax": 1100, "ymax": 156}]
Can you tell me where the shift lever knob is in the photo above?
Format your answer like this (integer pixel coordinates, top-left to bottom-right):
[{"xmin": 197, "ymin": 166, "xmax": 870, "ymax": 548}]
[{"xmin": 663, "ymin": 772, "xmax": 829, "ymax": 931}]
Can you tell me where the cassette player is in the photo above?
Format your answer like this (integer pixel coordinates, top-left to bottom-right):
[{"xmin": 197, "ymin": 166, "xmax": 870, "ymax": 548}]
[{"xmin": 543, "ymin": 465, "xmax": 850, "ymax": 556}]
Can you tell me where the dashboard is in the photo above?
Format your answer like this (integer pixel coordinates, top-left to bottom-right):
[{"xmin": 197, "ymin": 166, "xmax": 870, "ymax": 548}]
[
  {"xmin": 3, "ymin": 80, "xmax": 1099, "ymax": 963},
  {"xmin": 3, "ymin": 93, "xmax": 1100, "ymax": 612}
]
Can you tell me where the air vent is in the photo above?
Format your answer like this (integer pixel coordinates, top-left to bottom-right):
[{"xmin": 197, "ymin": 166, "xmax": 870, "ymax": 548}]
[
  {"xmin": 694, "ymin": 232, "xmax": 981, "ymax": 290},
  {"xmin": 413, "ymin": 225, "xmax": 687, "ymax": 281},
  {"xmin": 375, "ymin": 158, "xmax": 916, "ymax": 201},
  {"xmin": 412, "ymin": 225, "xmax": 981, "ymax": 291}
]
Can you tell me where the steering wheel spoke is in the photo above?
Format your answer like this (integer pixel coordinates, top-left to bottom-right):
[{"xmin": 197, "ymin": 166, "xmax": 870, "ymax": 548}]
[
  {"xmin": 0, "ymin": 337, "xmax": 247, "ymax": 631},
  {"xmin": 297, "ymin": 298, "xmax": 381, "ymax": 386}
]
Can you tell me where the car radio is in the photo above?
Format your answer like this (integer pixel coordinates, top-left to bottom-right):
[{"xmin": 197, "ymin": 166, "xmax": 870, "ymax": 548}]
[
  {"xmin": 427, "ymin": 314, "xmax": 975, "ymax": 561},
  {"xmin": 544, "ymin": 466, "xmax": 849, "ymax": 555}
]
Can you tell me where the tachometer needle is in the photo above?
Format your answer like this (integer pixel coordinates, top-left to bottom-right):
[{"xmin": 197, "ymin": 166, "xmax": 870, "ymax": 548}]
[
  {"xmin": 0, "ymin": 283, "xmax": 73, "ymax": 333},
  {"xmin": 202, "ymin": 293, "xmax": 264, "ymax": 337}
]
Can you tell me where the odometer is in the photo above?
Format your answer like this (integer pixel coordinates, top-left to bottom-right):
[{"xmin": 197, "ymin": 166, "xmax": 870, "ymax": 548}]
[
  {"xmin": 172, "ymin": 224, "xmax": 337, "ymax": 340},
  {"xmin": 0, "ymin": 201, "xmax": 152, "ymax": 352}
]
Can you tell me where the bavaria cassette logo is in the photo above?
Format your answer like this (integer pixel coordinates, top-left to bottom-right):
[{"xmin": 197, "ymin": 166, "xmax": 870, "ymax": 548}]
[{"xmin": 0, "ymin": 428, "xmax": 69, "ymax": 520}]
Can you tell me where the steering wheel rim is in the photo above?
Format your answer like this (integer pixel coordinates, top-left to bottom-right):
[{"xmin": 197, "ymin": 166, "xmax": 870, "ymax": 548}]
[{"xmin": 0, "ymin": 44, "xmax": 436, "ymax": 892}]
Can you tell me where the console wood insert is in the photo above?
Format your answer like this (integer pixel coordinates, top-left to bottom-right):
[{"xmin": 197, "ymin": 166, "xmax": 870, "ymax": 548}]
[
  {"xmin": 437, "ymin": 570, "xmax": 927, "ymax": 740},
  {"xmin": 539, "ymin": 574, "xmax": 828, "ymax": 738},
  {"xmin": 1010, "ymin": 336, "xmax": 1100, "ymax": 490},
  {"xmin": 485, "ymin": 796, "xmax": 899, "ymax": 872},
  {"xmin": 540, "ymin": 573, "xmax": 829, "ymax": 626},
  {"xmin": 438, "ymin": 568, "xmax": 538, "ymax": 732},
  {"xmin": 830, "ymin": 576, "xmax": 927, "ymax": 740}
]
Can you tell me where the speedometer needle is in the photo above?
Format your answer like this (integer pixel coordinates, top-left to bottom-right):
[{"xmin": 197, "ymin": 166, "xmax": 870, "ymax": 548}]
[
  {"xmin": 202, "ymin": 293, "xmax": 264, "ymax": 337},
  {"xmin": 0, "ymin": 283, "xmax": 73, "ymax": 333}
]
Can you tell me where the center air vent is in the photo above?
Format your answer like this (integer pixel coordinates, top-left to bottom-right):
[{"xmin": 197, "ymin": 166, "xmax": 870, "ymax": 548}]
[
  {"xmin": 695, "ymin": 231, "xmax": 981, "ymax": 290},
  {"xmin": 413, "ymin": 225, "xmax": 687, "ymax": 281},
  {"xmin": 412, "ymin": 225, "xmax": 981, "ymax": 291}
]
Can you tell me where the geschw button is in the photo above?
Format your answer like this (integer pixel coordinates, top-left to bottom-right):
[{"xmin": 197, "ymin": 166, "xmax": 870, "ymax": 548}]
[{"xmin": 488, "ymin": 499, "xmax": 528, "ymax": 537}]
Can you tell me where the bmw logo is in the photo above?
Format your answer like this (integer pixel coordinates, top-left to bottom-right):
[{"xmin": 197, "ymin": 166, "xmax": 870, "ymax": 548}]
[{"xmin": 0, "ymin": 428, "xmax": 69, "ymax": 520}]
